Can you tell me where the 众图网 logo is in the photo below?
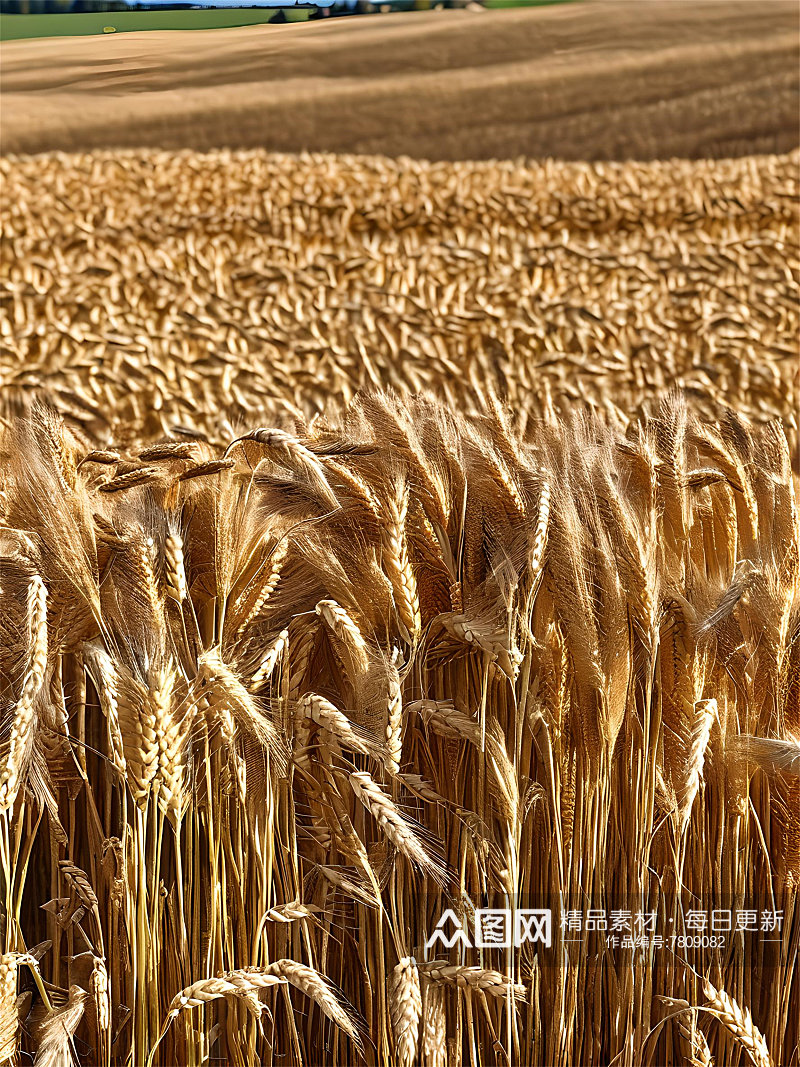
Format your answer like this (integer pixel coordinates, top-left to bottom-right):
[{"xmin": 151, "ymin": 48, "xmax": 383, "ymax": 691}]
[{"xmin": 425, "ymin": 908, "xmax": 552, "ymax": 951}]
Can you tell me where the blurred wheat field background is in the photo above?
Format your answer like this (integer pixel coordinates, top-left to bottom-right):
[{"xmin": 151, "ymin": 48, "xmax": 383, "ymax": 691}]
[{"xmin": 0, "ymin": 143, "xmax": 799, "ymax": 1067}]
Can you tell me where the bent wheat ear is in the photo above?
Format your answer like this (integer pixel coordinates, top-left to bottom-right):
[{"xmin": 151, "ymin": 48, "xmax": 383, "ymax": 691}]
[
  {"xmin": 262, "ymin": 961, "xmax": 364, "ymax": 1047},
  {"xmin": 318, "ymin": 865, "xmax": 380, "ymax": 908},
  {"xmin": 315, "ymin": 599, "xmax": 370, "ymax": 677},
  {"xmin": 697, "ymin": 560, "xmax": 761, "ymax": 635},
  {"xmin": 226, "ymin": 428, "xmax": 339, "ymax": 510},
  {"xmin": 667, "ymin": 998, "xmax": 714, "ymax": 1067},
  {"xmin": 407, "ymin": 699, "xmax": 481, "ymax": 747},
  {"xmin": 138, "ymin": 442, "xmax": 198, "ymax": 462},
  {"xmin": 702, "ymin": 981, "xmax": 772, "ymax": 1067},
  {"xmin": 79, "ymin": 450, "xmax": 121, "ymax": 468},
  {"xmin": 349, "ymin": 771, "xmax": 448, "ymax": 887},
  {"xmin": 198, "ymin": 647, "xmax": 288, "ymax": 774},
  {"xmin": 419, "ymin": 962, "xmax": 525, "ymax": 1000},
  {"xmin": 166, "ymin": 971, "xmax": 286, "ymax": 1020},
  {"xmin": 178, "ymin": 459, "xmax": 235, "ymax": 481},
  {"xmin": 98, "ymin": 466, "xmax": 160, "ymax": 493},
  {"xmin": 299, "ymin": 693, "xmax": 385, "ymax": 761},
  {"xmin": 728, "ymin": 734, "xmax": 800, "ymax": 778},
  {"xmin": 261, "ymin": 901, "xmax": 319, "ymax": 923},
  {"xmin": 59, "ymin": 860, "xmax": 98, "ymax": 911},
  {"xmin": 250, "ymin": 628, "xmax": 289, "ymax": 689}
]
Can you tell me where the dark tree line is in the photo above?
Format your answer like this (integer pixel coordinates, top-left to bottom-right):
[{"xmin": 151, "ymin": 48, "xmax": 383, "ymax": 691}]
[{"xmin": 1, "ymin": 0, "xmax": 129, "ymax": 11}]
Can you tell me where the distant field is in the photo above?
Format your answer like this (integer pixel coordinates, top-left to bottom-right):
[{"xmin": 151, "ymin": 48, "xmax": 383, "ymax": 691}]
[
  {"xmin": 0, "ymin": 0, "xmax": 566, "ymax": 41},
  {"xmin": 2, "ymin": 2, "xmax": 797, "ymax": 159},
  {"xmin": 0, "ymin": 7, "xmax": 309, "ymax": 39}
]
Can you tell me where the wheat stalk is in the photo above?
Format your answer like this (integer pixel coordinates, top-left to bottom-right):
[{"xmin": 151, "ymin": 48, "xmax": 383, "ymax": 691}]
[{"xmin": 0, "ymin": 955, "xmax": 19, "ymax": 1066}]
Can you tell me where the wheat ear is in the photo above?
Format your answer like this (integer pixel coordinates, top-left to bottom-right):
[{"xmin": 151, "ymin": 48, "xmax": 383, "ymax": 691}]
[
  {"xmin": 0, "ymin": 575, "xmax": 47, "ymax": 811},
  {"xmin": 115, "ymin": 669, "xmax": 161, "ymax": 807},
  {"xmin": 262, "ymin": 960, "xmax": 363, "ymax": 1047},
  {"xmin": 419, "ymin": 962, "xmax": 525, "ymax": 1000},
  {"xmin": 390, "ymin": 957, "xmax": 422, "ymax": 1067},
  {"xmin": 676, "ymin": 699, "xmax": 716, "ymax": 831},
  {"xmin": 407, "ymin": 699, "xmax": 481, "ymax": 747},
  {"xmin": 165, "ymin": 970, "xmax": 286, "ymax": 1021},
  {"xmin": 349, "ymin": 770, "xmax": 447, "ymax": 886},
  {"xmin": 261, "ymin": 901, "xmax": 319, "ymax": 923},
  {"xmin": 91, "ymin": 956, "xmax": 110, "ymax": 1035},
  {"xmin": 659, "ymin": 996, "xmax": 714, "ymax": 1066},
  {"xmin": 383, "ymin": 480, "xmax": 421, "ymax": 641},
  {"xmin": 98, "ymin": 466, "xmax": 160, "ymax": 493},
  {"xmin": 529, "ymin": 478, "xmax": 551, "ymax": 582},
  {"xmin": 421, "ymin": 982, "xmax": 447, "ymax": 1067},
  {"xmin": 702, "ymin": 980, "xmax": 772, "ymax": 1067},
  {"xmin": 235, "ymin": 539, "xmax": 288, "ymax": 636},
  {"xmin": 163, "ymin": 533, "xmax": 187, "ymax": 603},
  {"xmin": 681, "ymin": 1009, "xmax": 714, "ymax": 1067},
  {"xmin": 315, "ymin": 599, "xmax": 370, "ymax": 677},
  {"xmin": 226, "ymin": 428, "xmax": 339, "ymax": 510},
  {"xmin": 299, "ymin": 693, "xmax": 385, "ymax": 760},
  {"xmin": 385, "ymin": 664, "xmax": 403, "ymax": 774},
  {"xmin": 250, "ymin": 628, "xmax": 289, "ymax": 689}
]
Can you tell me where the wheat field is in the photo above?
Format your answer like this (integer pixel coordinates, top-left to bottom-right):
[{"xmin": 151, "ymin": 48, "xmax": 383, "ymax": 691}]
[{"xmin": 0, "ymin": 147, "xmax": 798, "ymax": 1067}]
